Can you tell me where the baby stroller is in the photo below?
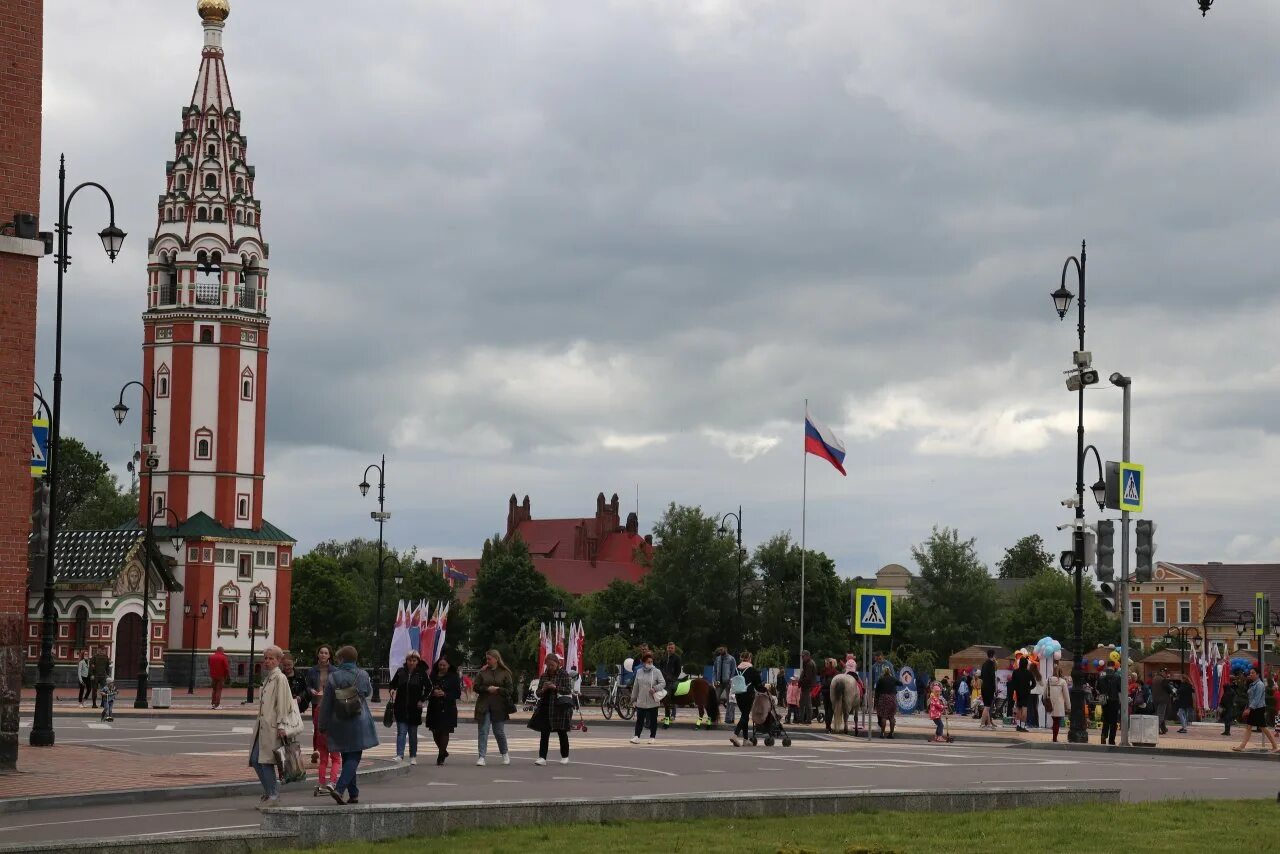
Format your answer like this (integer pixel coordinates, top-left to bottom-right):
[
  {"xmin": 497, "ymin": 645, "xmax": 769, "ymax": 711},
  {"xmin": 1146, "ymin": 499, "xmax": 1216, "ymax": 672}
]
[{"xmin": 747, "ymin": 688, "xmax": 792, "ymax": 747}]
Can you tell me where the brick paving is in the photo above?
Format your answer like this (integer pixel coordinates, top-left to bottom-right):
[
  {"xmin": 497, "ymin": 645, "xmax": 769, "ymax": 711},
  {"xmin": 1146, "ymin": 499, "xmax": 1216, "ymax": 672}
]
[{"xmin": 0, "ymin": 744, "xmax": 253, "ymax": 799}]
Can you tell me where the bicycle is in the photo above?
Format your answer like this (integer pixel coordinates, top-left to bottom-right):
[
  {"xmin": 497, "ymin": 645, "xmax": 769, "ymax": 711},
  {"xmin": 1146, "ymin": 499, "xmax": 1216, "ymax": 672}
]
[{"xmin": 600, "ymin": 668, "xmax": 634, "ymax": 720}]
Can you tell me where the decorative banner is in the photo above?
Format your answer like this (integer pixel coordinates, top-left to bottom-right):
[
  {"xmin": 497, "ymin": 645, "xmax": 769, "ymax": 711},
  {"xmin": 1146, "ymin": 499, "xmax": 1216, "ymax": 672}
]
[{"xmin": 896, "ymin": 665, "xmax": 917, "ymax": 714}]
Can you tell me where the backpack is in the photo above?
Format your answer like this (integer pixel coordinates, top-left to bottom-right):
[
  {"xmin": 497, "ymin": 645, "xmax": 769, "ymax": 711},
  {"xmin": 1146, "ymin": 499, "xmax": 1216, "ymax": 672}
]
[
  {"xmin": 332, "ymin": 683, "xmax": 362, "ymax": 720},
  {"xmin": 730, "ymin": 673, "xmax": 747, "ymax": 694}
]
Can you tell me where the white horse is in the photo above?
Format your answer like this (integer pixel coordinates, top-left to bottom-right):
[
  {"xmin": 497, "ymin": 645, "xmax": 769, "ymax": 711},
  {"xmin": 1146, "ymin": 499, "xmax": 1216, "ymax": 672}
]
[{"xmin": 828, "ymin": 672, "xmax": 863, "ymax": 734}]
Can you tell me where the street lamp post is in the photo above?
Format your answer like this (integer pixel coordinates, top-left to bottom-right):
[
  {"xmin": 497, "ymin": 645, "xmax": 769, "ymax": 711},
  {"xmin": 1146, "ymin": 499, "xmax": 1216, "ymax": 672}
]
[
  {"xmin": 30, "ymin": 156, "xmax": 125, "ymax": 748},
  {"xmin": 244, "ymin": 588, "xmax": 265, "ymax": 704},
  {"xmin": 113, "ymin": 380, "xmax": 158, "ymax": 708},
  {"xmin": 1163, "ymin": 627, "xmax": 1201, "ymax": 680},
  {"xmin": 183, "ymin": 600, "xmax": 209, "ymax": 694},
  {"xmin": 359, "ymin": 455, "xmax": 389, "ymax": 702},
  {"xmin": 718, "ymin": 507, "xmax": 744, "ymax": 652},
  {"xmin": 1051, "ymin": 239, "xmax": 1092, "ymax": 744},
  {"xmin": 1234, "ymin": 609, "xmax": 1280, "ymax": 669}
]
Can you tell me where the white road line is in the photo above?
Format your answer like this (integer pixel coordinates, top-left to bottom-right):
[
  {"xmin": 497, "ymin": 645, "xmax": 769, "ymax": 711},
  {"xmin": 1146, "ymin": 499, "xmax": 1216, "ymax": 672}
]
[
  {"xmin": 552, "ymin": 776, "xmax": 582, "ymax": 780},
  {"xmin": 492, "ymin": 779, "xmax": 521, "ymax": 783},
  {"xmin": 155, "ymin": 724, "xmax": 176, "ymax": 731},
  {"xmin": 613, "ymin": 774, "xmax": 634, "ymax": 777},
  {"xmin": 553, "ymin": 759, "xmax": 677, "ymax": 777},
  {"xmin": 980, "ymin": 777, "xmax": 1152, "ymax": 784},
  {"xmin": 118, "ymin": 825, "xmax": 260, "ymax": 839},
  {"xmin": 86, "ymin": 722, "xmax": 112, "ymax": 729},
  {"xmin": 2, "ymin": 808, "xmax": 238, "ymax": 832},
  {"xmin": 231, "ymin": 726, "xmax": 254, "ymax": 734},
  {"xmin": 426, "ymin": 782, "xmax": 456, "ymax": 786}
]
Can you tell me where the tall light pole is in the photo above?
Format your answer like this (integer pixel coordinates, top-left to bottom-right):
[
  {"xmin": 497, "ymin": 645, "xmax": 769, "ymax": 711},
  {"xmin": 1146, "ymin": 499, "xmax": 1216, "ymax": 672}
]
[
  {"xmin": 718, "ymin": 507, "xmax": 743, "ymax": 652},
  {"xmin": 1110, "ymin": 372, "xmax": 1134, "ymax": 746},
  {"xmin": 113, "ymin": 380, "xmax": 158, "ymax": 708},
  {"xmin": 30, "ymin": 156, "xmax": 125, "ymax": 748},
  {"xmin": 243, "ymin": 587, "xmax": 266, "ymax": 704},
  {"xmin": 359, "ymin": 455, "xmax": 388, "ymax": 702},
  {"xmin": 183, "ymin": 599, "xmax": 209, "ymax": 694},
  {"xmin": 1051, "ymin": 239, "xmax": 1093, "ymax": 744}
]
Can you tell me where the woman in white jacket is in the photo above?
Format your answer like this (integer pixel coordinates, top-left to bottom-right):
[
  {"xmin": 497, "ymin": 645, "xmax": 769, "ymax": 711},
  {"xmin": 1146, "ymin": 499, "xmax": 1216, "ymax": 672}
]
[
  {"xmin": 629, "ymin": 652, "xmax": 666, "ymax": 744},
  {"xmin": 250, "ymin": 645, "xmax": 294, "ymax": 807},
  {"xmin": 1045, "ymin": 664, "xmax": 1072, "ymax": 743}
]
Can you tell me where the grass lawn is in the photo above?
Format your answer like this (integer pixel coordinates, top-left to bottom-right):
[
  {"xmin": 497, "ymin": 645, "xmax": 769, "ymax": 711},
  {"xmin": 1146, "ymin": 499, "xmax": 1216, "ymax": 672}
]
[{"xmin": 304, "ymin": 799, "xmax": 1280, "ymax": 853}]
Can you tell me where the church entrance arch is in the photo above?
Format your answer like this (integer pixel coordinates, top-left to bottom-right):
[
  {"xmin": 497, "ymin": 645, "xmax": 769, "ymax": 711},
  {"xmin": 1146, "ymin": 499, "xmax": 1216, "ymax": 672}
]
[{"xmin": 115, "ymin": 613, "xmax": 145, "ymax": 680}]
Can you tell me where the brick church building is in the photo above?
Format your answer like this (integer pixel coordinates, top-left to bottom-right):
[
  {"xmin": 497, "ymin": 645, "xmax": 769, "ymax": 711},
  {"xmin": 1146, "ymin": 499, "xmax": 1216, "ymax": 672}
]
[
  {"xmin": 441, "ymin": 493, "xmax": 654, "ymax": 598},
  {"xmin": 23, "ymin": 0, "xmax": 294, "ymax": 690}
]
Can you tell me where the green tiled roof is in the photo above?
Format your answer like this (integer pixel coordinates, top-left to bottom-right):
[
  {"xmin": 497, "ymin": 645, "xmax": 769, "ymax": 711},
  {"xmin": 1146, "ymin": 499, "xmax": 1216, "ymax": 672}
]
[{"xmin": 151, "ymin": 511, "xmax": 295, "ymax": 545}]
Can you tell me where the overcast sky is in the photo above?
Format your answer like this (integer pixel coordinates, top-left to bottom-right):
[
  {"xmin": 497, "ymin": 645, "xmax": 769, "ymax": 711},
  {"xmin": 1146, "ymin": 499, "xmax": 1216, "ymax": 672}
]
[{"xmin": 36, "ymin": 1, "xmax": 1280, "ymax": 579}]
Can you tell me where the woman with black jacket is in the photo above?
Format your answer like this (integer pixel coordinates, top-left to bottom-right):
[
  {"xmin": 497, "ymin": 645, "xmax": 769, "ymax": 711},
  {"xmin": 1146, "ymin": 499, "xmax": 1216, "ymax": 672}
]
[
  {"xmin": 424, "ymin": 656, "xmax": 462, "ymax": 765},
  {"xmin": 730, "ymin": 651, "xmax": 765, "ymax": 746},
  {"xmin": 388, "ymin": 650, "xmax": 427, "ymax": 764}
]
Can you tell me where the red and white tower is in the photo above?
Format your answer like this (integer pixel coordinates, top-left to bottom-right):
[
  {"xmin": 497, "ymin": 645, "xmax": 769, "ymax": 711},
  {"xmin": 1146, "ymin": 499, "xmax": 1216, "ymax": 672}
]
[{"xmin": 145, "ymin": 0, "xmax": 294, "ymax": 681}]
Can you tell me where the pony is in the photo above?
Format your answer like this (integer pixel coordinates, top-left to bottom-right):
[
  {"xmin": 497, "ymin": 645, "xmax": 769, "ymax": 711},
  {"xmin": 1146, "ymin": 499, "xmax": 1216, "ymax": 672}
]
[
  {"xmin": 662, "ymin": 677, "xmax": 722, "ymax": 729},
  {"xmin": 828, "ymin": 672, "xmax": 863, "ymax": 734}
]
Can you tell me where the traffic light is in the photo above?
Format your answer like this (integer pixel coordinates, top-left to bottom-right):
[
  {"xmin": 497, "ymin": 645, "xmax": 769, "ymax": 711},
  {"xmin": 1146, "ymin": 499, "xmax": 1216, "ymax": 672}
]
[
  {"xmin": 1135, "ymin": 519, "xmax": 1156, "ymax": 582},
  {"xmin": 1096, "ymin": 520, "xmax": 1115, "ymax": 582},
  {"xmin": 1097, "ymin": 581, "xmax": 1117, "ymax": 613},
  {"xmin": 31, "ymin": 480, "xmax": 51, "ymax": 559}
]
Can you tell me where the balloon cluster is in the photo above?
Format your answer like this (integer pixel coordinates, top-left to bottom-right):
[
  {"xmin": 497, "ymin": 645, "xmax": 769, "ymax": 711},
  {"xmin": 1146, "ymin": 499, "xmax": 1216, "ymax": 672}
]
[
  {"xmin": 1230, "ymin": 657, "xmax": 1252, "ymax": 676},
  {"xmin": 1034, "ymin": 636, "xmax": 1064, "ymax": 664}
]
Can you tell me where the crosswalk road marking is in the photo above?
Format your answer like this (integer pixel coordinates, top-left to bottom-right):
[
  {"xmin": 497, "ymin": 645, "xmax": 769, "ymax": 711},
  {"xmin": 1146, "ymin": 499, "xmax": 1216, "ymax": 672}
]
[
  {"xmin": 18, "ymin": 720, "xmax": 29, "ymax": 728},
  {"xmin": 231, "ymin": 726, "xmax": 254, "ymax": 734},
  {"xmin": 156, "ymin": 724, "xmax": 176, "ymax": 731},
  {"xmin": 87, "ymin": 722, "xmax": 111, "ymax": 729}
]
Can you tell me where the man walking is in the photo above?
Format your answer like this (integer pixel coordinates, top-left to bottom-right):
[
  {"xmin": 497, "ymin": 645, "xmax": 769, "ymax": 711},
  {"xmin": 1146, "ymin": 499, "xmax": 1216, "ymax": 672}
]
[
  {"xmin": 1233, "ymin": 668, "xmax": 1278, "ymax": 753},
  {"xmin": 1152, "ymin": 668, "xmax": 1171, "ymax": 735},
  {"xmin": 90, "ymin": 650, "xmax": 111, "ymax": 708},
  {"xmin": 660, "ymin": 642, "xmax": 682, "ymax": 725},
  {"xmin": 979, "ymin": 649, "xmax": 997, "ymax": 728},
  {"xmin": 1174, "ymin": 678, "xmax": 1194, "ymax": 733},
  {"xmin": 1099, "ymin": 661, "xmax": 1122, "ymax": 745},
  {"xmin": 209, "ymin": 645, "xmax": 230, "ymax": 710},
  {"xmin": 77, "ymin": 650, "xmax": 91, "ymax": 707},
  {"xmin": 797, "ymin": 651, "xmax": 817, "ymax": 725},
  {"xmin": 1220, "ymin": 674, "xmax": 1238, "ymax": 736},
  {"xmin": 712, "ymin": 646, "xmax": 737, "ymax": 725}
]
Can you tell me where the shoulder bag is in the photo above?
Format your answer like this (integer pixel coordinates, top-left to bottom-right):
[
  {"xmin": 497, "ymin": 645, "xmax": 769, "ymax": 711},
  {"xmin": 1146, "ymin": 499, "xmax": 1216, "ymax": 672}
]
[
  {"xmin": 333, "ymin": 683, "xmax": 362, "ymax": 719},
  {"xmin": 282, "ymin": 694, "xmax": 305, "ymax": 738}
]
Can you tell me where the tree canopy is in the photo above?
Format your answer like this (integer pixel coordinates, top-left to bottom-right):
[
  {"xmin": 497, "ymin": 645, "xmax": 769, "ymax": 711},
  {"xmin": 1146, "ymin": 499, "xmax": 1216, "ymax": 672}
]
[
  {"xmin": 468, "ymin": 534, "xmax": 560, "ymax": 669},
  {"xmin": 904, "ymin": 526, "xmax": 999, "ymax": 659},
  {"xmin": 52, "ymin": 435, "xmax": 137, "ymax": 530},
  {"xmin": 999, "ymin": 567, "xmax": 1118, "ymax": 653},
  {"xmin": 996, "ymin": 534, "xmax": 1055, "ymax": 580}
]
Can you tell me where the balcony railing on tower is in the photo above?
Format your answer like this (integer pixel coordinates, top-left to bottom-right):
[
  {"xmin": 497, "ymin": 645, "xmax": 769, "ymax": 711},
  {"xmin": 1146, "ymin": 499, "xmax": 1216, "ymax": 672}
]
[
  {"xmin": 236, "ymin": 286, "xmax": 258, "ymax": 310},
  {"xmin": 158, "ymin": 282, "xmax": 178, "ymax": 306},
  {"xmin": 194, "ymin": 282, "xmax": 221, "ymax": 306}
]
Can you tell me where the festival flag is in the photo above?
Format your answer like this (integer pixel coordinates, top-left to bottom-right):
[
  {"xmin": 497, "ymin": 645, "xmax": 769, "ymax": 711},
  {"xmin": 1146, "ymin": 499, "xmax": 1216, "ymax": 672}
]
[
  {"xmin": 804, "ymin": 406, "xmax": 847, "ymax": 476},
  {"xmin": 389, "ymin": 600, "xmax": 411, "ymax": 674},
  {"xmin": 407, "ymin": 600, "xmax": 423, "ymax": 657},
  {"xmin": 419, "ymin": 604, "xmax": 438, "ymax": 665},
  {"xmin": 575, "ymin": 620, "xmax": 586, "ymax": 675},
  {"xmin": 555, "ymin": 621, "xmax": 565, "ymax": 660},
  {"xmin": 433, "ymin": 601, "xmax": 450, "ymax": 665},
  {"xmin": 537, "ymin": 622, "xmax": 548, "ymax": 674}
]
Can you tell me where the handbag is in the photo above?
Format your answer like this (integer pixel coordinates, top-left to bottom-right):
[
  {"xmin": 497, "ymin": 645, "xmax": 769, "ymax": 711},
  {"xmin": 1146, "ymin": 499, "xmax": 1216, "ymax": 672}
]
[
  {"xmin": 282, "ymin": 696, "xmax": 305, "ymax": 738},
  {"xmin": 383, "ymin": 700, "xmax": 395, "ymax": 728},
  {"xmin": 274, "ymin": 737, "xmax": 307, "ymax": 784}
]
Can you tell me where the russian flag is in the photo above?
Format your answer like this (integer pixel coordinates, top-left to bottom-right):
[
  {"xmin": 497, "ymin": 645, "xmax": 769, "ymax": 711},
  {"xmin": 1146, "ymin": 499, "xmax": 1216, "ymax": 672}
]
[{"xmin": 805, "ymin": 408, "xmax": 847, "ymax": 476}]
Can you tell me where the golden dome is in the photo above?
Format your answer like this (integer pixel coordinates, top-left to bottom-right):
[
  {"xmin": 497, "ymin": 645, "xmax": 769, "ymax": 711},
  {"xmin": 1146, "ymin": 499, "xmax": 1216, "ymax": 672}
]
[{"xmin": 197, "ymin": 0, "xmax": 230, "ymax": 23}]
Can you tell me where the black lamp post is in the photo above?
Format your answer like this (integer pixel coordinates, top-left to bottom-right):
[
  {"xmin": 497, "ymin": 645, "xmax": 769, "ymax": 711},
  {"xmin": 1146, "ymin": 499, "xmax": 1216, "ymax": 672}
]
[
  {"xmin": 1162, "ymin": 626, "xmax": 1201, "ymax": 680},
  {"xmin": 1050, "ymin": 239, "xmax": 1093, "ymax": 744},
  {"xmin": 359, "ymin": 455, "xmax": 388, "ymax": 702},
  {"xmin": 243, "ymin": 588, "xmax": 266, "ymax": 704},
  {"xmin": 30, "ymin": 157, "xmax": 125, "ymax": 748},
  {"xmin": 1234, "ymin": 609, "xmax": 1280, "ymax": 667},
  {"xmin": 184, "ymin": 599, "xmax": 209, "ymax": 694},
  {"xmin": 1199, "ymin": 0, "xmax": 1214, "ymax": 16},
  {"xmin": 718, "ymin": 507, "xmax": 744, "ymax": 653},
  {"xmin": 113, "ymin": 380, "xmax": 159, "ymax": 708}
]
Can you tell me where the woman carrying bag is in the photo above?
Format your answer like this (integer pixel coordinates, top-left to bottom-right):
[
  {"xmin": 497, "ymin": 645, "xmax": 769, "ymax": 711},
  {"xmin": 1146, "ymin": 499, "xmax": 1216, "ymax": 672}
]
[
  {"xmin": 473, "ymin": 649, "xmax": 515, "ymax": 766},
  {"xmin": 249, "ymin": 645, "xmax": 302, "ymax": 809},
  {"xmin": 319, "ymin": 645, "xmax": 378, "ymax": 805},
  {"xmin": 528, "ymin": 652, "xmax": 574, "ymax": 765},
  {"xmin": 425, "ymin": 655, "xmax": 462, "ymax": 765},
  {"xmin": 388, "ymin": 650, "xmax": 427, "ymax": 764},
  {"xmin": 1044, "ymin": 665, "xmax": 1071, "ymax": 743}
]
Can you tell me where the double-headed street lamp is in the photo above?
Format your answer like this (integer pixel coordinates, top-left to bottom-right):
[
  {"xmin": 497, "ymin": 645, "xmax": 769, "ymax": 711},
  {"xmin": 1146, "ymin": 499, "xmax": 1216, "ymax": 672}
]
[
  {"xmin": 1162, "ymin": 626, "xmax": 1201, "ymax": 680},
  {"xmin": 1050, "ymin": 239, "xmax": 1096, "ymax": 744},
  {"xmin": 359, "ymin": 455, "xmax": 389, "ymax": 702},
  {"xmin": 183, "ymin": 599, "xmax": 209, "ymax": 694},
  {"xmin": 1234, "ymin": 609, "xmax": 1280, "ymax": 667},
  {"xmin": 717, "ymin": 507, "xmax": 744, "ymax": 652},
  {"xmin": 244, "ymin": 587, "xmax": 267, "ymax": 704},
  {"xmin": 30, "ymin": 157, "xmax": 125, "ymax": 749}
]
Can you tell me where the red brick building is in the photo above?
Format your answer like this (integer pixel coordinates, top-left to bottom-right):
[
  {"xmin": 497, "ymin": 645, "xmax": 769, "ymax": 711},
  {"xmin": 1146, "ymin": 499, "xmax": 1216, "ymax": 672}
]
[
  {"xmin": 0, "ymin": 0, "xmax": 45, "ymax": 770},
  {"xmin": 441, "ymin": 493, "xmax": 653, "ymax": 598}
]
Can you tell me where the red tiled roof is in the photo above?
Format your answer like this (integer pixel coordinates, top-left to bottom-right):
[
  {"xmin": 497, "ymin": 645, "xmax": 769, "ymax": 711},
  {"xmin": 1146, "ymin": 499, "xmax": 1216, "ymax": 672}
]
[
  {"xmin": 1168, "ymin": 563, "xmax": 1280, "ymax": 623},
  {"xmin": 439, "ymin": 556, "xmax": 646, "ymax": 601},
  {"xmin": 597, "ymin": 530, "xmax": 649, "ymax": 563}
]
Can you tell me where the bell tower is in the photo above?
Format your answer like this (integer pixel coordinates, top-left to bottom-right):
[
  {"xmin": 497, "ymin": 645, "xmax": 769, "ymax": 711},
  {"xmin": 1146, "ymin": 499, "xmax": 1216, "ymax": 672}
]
[
  {"xmin": 145, "ymin": 0, "xmax": 295, "ymax": 671},
  {"xmin": 144, "ymin": 0, "xmax": 269, "ymax": 532}
]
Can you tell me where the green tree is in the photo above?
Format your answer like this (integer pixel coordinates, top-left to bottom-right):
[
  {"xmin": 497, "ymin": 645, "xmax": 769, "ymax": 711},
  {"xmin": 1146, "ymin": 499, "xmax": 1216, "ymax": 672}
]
[
  {"xmin": 754, "ymin": 532, "xmax": 845, "ymax": 665},
  {"xmin": 999, "ymin": 568, "xmax": 1118, "ymax": 652},
  {"xmin": 52, "ymin": 435, "xmax": 138, "ymax": 530},
  {"xmin": 469, "ymin": 534, "xmax": 560, "ymax": 662},
  {"xmin": 904, "ymin": 526, "xmax": 999, "ymax": 658},
  {"xmin": 584, "ymin": 633, "xmax": 632, "ymax": 673},
  {"xmin": 996, "ymin": 534, "xmax": 1055, "ymax": 580},
  {"xmin": 643, "ymin": 504, "xmax": 742, "ymax": 666},
  {"xmin": 579, "ymin": 578, "xmax": 663, "ymax": 651},
  {"xmin": 288, "ymin": 553, "xmax": 362, "ymax": 661}
]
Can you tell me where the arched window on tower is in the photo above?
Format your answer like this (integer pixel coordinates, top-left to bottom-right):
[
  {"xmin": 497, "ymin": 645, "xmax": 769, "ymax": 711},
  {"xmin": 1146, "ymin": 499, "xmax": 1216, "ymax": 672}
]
[
  {"xmin": 239, "ymin": 256, "xmax": 260, "ymax": 310},
  {"xmin": 204, "ymin": 174, "xmax": 217, "ymax": 190},
  {"xmin": 241, "ymin": 366, "xmax": 254, "ymax": 401},
  {"xmin": 195, "ymin": 250, "xmax": 221, "ymax": 305},
  {"xmin": 165, "ymin": 207, "xmax": 173, "ymax": 221},
  {"xmin": 246, "ymin": 212, "xmax": 254, "ymax": 225},
  {"xmin": 213, "ymin": 208, "xmax": 224, "ymax": 222},
  {"xmin": 176, "ymin": 174, "xmax": 186, "ymax": 191},
  {"xmin": 194, "ymin": 427, "xmax": 213, "ymax": 461},
  {"xmin": 196, "ymin": 207, "xmax": 208, "ymax": 222},
  {"xmin": 236, "ymin": 178, "xmax": 245, "ymax": 193},
  {"xmin": 156, "ymin": 364, "xmax": 170, "ymax": 398},
  {"xmin": 73, "ymin": 605, "xmax": 89, "ymax": 649},
  {"xmin": 208, "ymin": 117, "xmax": 217, "ymax": 131},
  {"xmin": 207, "ymin": 144, "xmax": 216, "ymax": 158},
  {"xmin": 158, "ymin": 252, "xmax": 178, "ymax": 305},
  {"xmin": 234, "ymin": 210, "xmax": 243, "ymax": 224}
]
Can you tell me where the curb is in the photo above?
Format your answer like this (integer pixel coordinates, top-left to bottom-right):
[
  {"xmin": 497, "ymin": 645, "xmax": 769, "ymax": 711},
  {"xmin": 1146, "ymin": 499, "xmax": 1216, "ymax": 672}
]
[
  {"xmin": 1021, "ymin": 740, "xmax": 1280, "ymax": 762},
  {"xmin": 0, "ymin": 758, "xmax": 411, "ymax": 816}
]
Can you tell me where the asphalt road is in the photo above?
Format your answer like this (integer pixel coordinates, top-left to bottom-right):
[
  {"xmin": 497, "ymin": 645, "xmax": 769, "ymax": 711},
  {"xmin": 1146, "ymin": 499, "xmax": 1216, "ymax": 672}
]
[{"xmin": 4, "ymin": 721, "xmax": 1279, "ymax": 847}]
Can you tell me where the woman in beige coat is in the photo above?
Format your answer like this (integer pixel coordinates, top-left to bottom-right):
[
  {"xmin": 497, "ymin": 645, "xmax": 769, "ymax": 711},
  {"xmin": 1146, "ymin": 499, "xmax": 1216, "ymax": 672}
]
[
  {"xmin": 250, "ymin": 645, "xmax": 294, "ymax": 807},
  {"xmin": 1045, "ymin": 664, "xmax": 1072, "ymax": 743}
]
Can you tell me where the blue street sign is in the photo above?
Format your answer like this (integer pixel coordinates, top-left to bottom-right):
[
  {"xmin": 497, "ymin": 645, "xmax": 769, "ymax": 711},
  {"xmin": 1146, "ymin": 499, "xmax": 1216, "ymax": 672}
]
[
  {"xmin": 855, "ymin": 588, "xmax": 892, "ymax": 635},
  {"xmin": 31, "ymin": 417, "xmax": 49, "ymax": 478}
]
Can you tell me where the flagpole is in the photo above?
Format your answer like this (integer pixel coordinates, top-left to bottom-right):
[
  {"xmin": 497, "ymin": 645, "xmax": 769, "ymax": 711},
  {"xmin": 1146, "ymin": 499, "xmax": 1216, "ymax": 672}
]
[{"xmin": 800, "ymin": 398, "xmax": 808, "ymax": 668}]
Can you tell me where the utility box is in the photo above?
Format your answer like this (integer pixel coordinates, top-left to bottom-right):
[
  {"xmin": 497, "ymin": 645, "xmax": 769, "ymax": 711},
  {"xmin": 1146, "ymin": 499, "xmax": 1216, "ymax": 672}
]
[
  {"xmin": 151, "ymin": 686, "xmax": 173, "ymax": 709},
  {"xmin": 1130, "ymin": 714, "xmax": 1159, "ymax": 746}
]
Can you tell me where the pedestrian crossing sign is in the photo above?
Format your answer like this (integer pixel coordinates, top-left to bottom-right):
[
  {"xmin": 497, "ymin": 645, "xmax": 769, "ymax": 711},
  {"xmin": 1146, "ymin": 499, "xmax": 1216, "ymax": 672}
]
[
  {"xmin": 855, "ymin": 588, "xmax": 892, "ymax": 636},
  {"xmin": 1118, "ymin": 461, "xmax": 1144, "ymax": 513}
]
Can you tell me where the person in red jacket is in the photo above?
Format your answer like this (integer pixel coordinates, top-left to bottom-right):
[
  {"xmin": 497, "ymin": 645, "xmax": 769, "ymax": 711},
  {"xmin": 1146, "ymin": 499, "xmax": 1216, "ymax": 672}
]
[{"xmin": 208, "ymin": 646, "xmax": 230, "ymax": 710}]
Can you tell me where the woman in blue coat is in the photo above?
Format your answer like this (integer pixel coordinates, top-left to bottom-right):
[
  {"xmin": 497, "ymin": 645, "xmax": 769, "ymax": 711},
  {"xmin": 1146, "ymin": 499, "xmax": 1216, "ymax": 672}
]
[{"xmin": 319, "ymin": 645, "xmax": 379, "ymax": 805}]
